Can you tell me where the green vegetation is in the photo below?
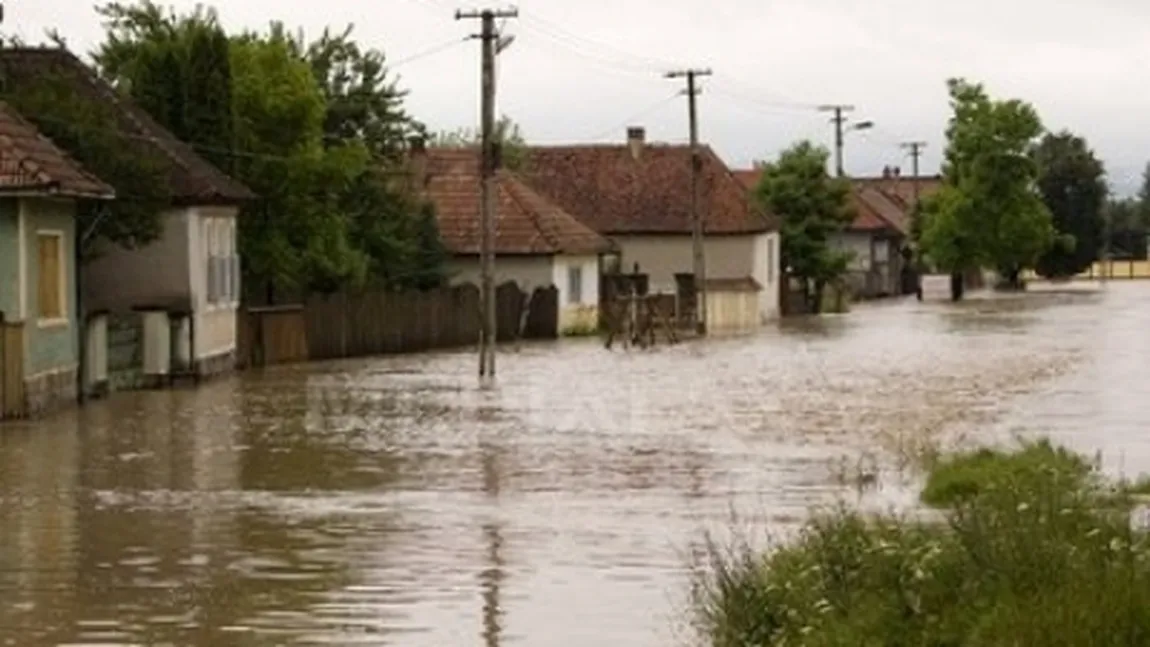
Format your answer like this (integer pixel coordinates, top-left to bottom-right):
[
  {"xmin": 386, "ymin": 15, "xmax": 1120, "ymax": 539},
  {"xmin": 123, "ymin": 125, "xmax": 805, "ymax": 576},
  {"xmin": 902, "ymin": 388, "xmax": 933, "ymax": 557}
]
[
  {"xmin": 430, "ymin": 115, "xmax": 529, "ymax": 171},
  {"xmin": 0, "ymin": 49, "xmax": 171, "ymax": 255},
  {"xmin": 692, "ymin": 440, "xmax": 1150, "ymax": 646},
  {"xmin": 752, "ymin": 141, "xmax": 855, "ymax": 315},
  {"xmin": 92, "ymin": 0, "xmax": 446, "ymax": 298},
  {"xmin": 920, "ymin": 79, "xmax": 1055, "ymax": 297},
  {"xmin": 1033, "ymin": 131, "xmax": 1108, "ymax": 279}
]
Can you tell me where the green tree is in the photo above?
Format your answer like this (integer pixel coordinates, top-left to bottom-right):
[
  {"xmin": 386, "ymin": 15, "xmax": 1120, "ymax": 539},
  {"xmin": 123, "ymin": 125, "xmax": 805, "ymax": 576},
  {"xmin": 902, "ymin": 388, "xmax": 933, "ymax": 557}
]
[
  {"xmin": 430, "ymin": 115, "xmax": 528, "ymax": 171},
  {"xmin": 1032, "ymin": 131, "xmax": 1107, "ymax": 278},
  {"xmin": 229, "ymin": 29, "xmax": 367, "ymax": 295},
  {"xmin": 921, "ymin": 79, "xmax": 1054, "ymax": 295},
  {"xmin": 90, "ymin": 4, "xmax": 447, "ymax": 297},
  {"xmin": 95, "ymin": 1, "xmax": 235, "ymax": 172},
  {"xmin": 303, "ymin": 25, "xmax": 422, "ymax": 163},
  {"xmin": 0, "ymin": 51, "xmax": 170, "ymax": 255},
  {"xmin": 753, "ymin": 141, "xmax": 854, "ymax": 313}
]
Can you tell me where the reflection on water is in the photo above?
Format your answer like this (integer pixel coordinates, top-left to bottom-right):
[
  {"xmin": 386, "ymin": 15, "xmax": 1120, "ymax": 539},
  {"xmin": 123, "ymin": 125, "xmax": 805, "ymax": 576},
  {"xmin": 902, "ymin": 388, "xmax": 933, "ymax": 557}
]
[{"xmin": 0, "ymin": 283, "xmax": 1146, "ymax": 645}]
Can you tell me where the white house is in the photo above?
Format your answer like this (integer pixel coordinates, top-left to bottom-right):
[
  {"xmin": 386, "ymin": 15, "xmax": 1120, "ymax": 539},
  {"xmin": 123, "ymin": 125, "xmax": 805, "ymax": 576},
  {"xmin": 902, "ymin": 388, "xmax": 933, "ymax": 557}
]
[
  {"xmin": 412, "ymin": 145, "xmax": 612, "ymax": 334},
  {"xmin": 0, "ymin": 48, "xmax": 257, "ymax": 379},
  {"xmin": 527, "ymin": 128, "xmax": 782, "ymax": 326}
]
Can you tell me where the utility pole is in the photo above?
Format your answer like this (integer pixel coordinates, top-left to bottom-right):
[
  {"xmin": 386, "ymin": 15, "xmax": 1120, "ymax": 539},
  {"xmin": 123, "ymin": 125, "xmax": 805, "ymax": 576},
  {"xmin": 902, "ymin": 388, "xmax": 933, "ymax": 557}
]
[
  {"xmin": 457, "ymin": 6, "xmax": 517, "ymax": 376},
  {"xmin": 900, "ymin": 141, "xmax": 927, "ymax": 208},
  {"xmin": 819, "ymin": 105, "xmax": 853, "ymax": 177},
  {"xmin": 666, "ymin": 67, "xmax": 712, "ymax": 335}
]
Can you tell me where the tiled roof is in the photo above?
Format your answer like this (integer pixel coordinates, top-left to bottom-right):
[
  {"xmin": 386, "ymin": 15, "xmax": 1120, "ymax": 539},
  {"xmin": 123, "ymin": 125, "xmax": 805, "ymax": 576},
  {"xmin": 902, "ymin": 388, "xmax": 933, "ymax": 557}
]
[
  {"xmin": 0, "ymin": 102, "xmax": 114, "ymax": 199},
  {"xmin": 854, "ymin": 175, "xmax": 943, "ymax": 211},
  {"xmin": 0, "ymin": 47, "xmax": 255, "ymax": 205},
  {"xmin": 850, "ymin": 186, "xmax": 907, "ymax": 233},
  {"xmin": 523, "ymin": 145, "xmax": 775, "ymax": 235},
  {"xmin": 421, "ymin": 148, "xmax": 612, "ymax": 256}
]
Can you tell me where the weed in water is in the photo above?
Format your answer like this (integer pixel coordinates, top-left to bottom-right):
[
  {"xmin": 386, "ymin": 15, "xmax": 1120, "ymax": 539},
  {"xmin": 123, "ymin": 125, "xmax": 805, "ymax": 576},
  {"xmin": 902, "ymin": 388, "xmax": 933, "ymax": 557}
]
[{"xmin": 691, "ymin": 441, "xmax": 1150, "ymax": 646}]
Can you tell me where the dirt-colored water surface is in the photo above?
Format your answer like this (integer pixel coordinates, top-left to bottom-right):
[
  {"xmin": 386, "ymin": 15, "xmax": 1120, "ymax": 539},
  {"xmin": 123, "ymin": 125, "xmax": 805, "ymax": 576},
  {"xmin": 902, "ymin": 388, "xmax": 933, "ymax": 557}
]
[{"xmin": 1, "ymin": 282, "xmax": 1142, "ymax": 646}]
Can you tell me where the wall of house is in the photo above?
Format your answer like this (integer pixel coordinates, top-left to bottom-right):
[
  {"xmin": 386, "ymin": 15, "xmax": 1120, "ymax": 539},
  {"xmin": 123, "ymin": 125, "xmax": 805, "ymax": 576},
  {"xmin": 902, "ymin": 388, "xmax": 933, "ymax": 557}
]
[
  {"xmin": 189, "ymin": 206, "xmax": 239, "ymax": 368},
  {"xmin": 611, "ymin": 232, "xmax": 780, "ymax": 322},
  {"xmin": 83, "ymin": 208, "xmax": 191, "ymax": 312},
  {"xmin": 830, "ymin": 231, "xmax": 902, "ymax": 298},
  {"xmin": 19, "ymin": 198, "xmax": 78, "ymax": 379},
  {"xmin": 751, "ymin": 231, "xmax": 781, "ymax": 321},
  {"xmin": 0, "ymin": 199, "xmax": 17, "ymax": 318},
  {"xmin": 446, "ymin": 255, "xmax": 556, "ymax": 293},
  {"xmin": 551, "ymin": 254, "xmax": 600, "ymax": 333}
]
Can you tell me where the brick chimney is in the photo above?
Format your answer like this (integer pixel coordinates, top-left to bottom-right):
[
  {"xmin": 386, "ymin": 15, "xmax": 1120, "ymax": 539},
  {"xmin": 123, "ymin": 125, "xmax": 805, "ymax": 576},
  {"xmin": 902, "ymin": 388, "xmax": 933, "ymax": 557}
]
[
  {"xmin": 407, "ymin": 135, "xmax": 428, "ymax": 191},
  {"xmin": 626, "ymin": 126, "xmax": 645, "ymax": 159}
]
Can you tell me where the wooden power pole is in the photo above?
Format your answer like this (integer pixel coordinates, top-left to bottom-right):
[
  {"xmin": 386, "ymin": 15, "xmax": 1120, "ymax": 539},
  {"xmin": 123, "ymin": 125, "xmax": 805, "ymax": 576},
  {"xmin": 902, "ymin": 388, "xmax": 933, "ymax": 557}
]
[
  {"xmin": 819, "ymin": 105, "xmax": 853, "ymax": 177},
  {"xmin": 900, "ymin": 141, "xmax": 927, "ymax": 208},
  {"xmin": 666, "ymin": 67, "xmax": 712, "ymax": 335},
  {"xmin": 457, "ymin": 6, "xmax": 517, "ymax": 376}
]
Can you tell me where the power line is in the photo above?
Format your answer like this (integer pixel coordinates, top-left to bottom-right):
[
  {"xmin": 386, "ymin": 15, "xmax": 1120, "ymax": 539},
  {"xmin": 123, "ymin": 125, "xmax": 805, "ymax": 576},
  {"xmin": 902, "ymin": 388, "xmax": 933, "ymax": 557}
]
[
  {"xmin": 578, "ymin": 93, "xmax": 679, "ymax": 141},
  {"xmin": 391, "ymin": 36, "xmax": 469, "ymax": 68}
]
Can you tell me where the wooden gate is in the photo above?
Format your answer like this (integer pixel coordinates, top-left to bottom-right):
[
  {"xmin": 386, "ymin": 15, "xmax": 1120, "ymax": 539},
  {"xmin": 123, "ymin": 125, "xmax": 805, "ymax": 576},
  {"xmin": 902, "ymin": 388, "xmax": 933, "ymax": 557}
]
[{"xmin": 0, "ymin": 314, "xmax": 26, "ymax": 419}]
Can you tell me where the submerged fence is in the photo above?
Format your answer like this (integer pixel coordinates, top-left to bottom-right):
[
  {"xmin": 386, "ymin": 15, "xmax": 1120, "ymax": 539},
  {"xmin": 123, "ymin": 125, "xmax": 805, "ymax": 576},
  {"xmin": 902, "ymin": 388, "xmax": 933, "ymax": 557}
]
[{"xmin": 238, "ymin": 281, "xmax": 559, "ymax": 367}]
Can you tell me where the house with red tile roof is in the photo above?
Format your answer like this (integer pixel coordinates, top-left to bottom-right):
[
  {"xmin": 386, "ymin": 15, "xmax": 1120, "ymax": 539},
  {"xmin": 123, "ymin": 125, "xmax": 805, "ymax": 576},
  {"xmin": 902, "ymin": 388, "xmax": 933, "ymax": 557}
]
[
  {"xmin": 0, "ymin": 47, "xmax": 256, "ymax": 380},
  {"xmin": 409, "ymin": 143, "xmax": 613, "ymax": 333},
  {"xmin": 0, "ymin": 101, "xmax": 115, "ymax": 417},
  {"xmin": 522, "ymin": 127, "xmax": 782, "ymax": 324},
  {"xmin": 734, "ymin": 164, "xmax": 939, "ymax": 299}
]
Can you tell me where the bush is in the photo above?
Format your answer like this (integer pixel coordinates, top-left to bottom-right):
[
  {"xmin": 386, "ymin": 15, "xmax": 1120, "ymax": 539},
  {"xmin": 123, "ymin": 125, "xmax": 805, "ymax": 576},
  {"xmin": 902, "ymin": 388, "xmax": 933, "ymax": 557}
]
[{"xmin": 692, "ymin": 441, "xmax": 1150, "ymax": 646}]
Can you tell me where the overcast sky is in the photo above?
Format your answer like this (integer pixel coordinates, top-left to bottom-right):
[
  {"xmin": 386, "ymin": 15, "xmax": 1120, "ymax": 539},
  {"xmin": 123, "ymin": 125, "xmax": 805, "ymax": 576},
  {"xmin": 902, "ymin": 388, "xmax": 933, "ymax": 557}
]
[{"xmin": 15, "ymin": 0, "xmax": 1150, "ymax": 194}]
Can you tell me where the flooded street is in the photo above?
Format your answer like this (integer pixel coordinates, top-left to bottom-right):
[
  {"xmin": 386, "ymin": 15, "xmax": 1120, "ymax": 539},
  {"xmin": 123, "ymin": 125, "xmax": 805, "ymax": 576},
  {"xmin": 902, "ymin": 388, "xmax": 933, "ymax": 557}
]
[{"xmin": 1, "ymin": 282, "xmax": 1146, "ymax": 646}]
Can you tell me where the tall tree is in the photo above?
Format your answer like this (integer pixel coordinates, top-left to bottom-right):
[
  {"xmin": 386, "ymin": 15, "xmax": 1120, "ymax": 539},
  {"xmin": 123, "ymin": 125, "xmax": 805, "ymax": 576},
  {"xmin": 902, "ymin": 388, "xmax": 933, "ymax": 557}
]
[
  {"xmin": 0, "ymin": 50, "xmax": 170, "ymax": 255},
  {"xmin": 753, "ymin": 141, "xmax": 854, "ymax": 313},
  {"xmin": 921, "ymin": 78, "xmax": 1054, "ymax": 295},
  {"xmin": 303, "ymin": 25, "xmax": 422, "ymax": 163},
  {"xmin": 1032, "ymin": 131, "xmax": 1107, "ymax": 278},
  {"xmin": 90, "ymin": 3, "xmax": 448, "ymax": 296},
  {"xmin": 95, "ymin": 1, "xmax": 235, "ymax": 172}
]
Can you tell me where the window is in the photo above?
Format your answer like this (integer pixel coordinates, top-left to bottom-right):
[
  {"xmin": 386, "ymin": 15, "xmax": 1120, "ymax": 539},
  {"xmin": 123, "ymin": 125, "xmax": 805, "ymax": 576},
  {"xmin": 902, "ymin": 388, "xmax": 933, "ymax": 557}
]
[
  {"xmin": 567, "ymin": 265, "xmax": 583, "ymax": 304},
  {"xmin": 37, "ymin": 232, "xmax": 66, "ymax": 323},
  {"xmin": 205, "ymin": 217, "xmax": 240, "ymax": 307}
]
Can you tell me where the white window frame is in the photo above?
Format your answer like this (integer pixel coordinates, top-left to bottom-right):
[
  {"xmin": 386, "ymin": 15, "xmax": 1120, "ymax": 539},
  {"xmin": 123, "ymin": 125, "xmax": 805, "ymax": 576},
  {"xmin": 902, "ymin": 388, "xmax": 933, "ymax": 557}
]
[
  {"xmin": 35, "ymin": 229, "xmax": 68, "ymax": 329},
  {"xmin": 567, "ymin": 264, "xmax": 583, "ymax": 305}
]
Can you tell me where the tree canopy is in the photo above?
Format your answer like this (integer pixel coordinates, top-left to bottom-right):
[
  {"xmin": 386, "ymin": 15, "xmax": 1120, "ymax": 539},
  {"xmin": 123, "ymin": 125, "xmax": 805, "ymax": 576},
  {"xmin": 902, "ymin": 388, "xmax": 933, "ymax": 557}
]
[
  {"xmin": 1032, "ymin": 131, "xmax": 1107, "ymax": 278},
  {"xmin": 753, "ymin": 140, "xmax": 854, "ymax": 313},
  {"xmin": 90, "ymin": 1, "xmax": 447, "ymax": 298},
  {"xmin": 920, "ymin": 78, "xmax": 1054, "ymax": 288},
  {"xmin": 0, "ymin": 44, "xmax": 170, "ymax": 255}
]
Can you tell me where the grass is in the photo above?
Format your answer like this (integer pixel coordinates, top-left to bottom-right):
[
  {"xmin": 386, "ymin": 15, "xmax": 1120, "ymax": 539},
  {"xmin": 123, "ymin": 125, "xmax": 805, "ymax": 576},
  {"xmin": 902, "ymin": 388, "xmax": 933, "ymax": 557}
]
[{"xmin": 691, "ymin": 440, "xmax": 1150, "ymax": 646}]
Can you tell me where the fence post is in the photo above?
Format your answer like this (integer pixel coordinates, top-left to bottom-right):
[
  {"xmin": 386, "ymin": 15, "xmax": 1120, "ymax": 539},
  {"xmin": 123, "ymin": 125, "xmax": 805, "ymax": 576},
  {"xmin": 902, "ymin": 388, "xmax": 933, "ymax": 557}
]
[{"xmin": 85, "ymin": 312, "xmax": 109, "ymax": 398}]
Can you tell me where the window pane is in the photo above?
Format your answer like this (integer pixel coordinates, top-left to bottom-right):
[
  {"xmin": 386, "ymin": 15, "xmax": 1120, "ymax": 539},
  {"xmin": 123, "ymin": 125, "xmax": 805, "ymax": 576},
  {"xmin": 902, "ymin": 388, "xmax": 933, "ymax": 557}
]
[
  {"xmin": 37, "ymin": 235, "xmax": 62, "ymax": 320},
  {"xmin": 567, "ymin": 266, "xmax": 583, "ymax": 304}
]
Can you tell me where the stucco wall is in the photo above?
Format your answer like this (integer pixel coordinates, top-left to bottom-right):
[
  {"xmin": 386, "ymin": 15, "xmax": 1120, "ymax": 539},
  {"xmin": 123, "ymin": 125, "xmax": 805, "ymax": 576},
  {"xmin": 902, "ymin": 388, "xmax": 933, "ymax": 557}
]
[
  {"xmin": 612, "ymin": 232, "xmax": 780, "ymax": 322},
  {"xmin": 0, "ymin": 199, "xmax": 17, "ymax": 318},
  {"xmin": 189, "ymin": 206, "xmax": 239, "ymax": 360},
  {"xmin": 446, "ymin": 255, "xmax": 556, "ymax": 293},
  {"xmin": 83, "ymin": 208, "xmax": 191, "ymax": 311},
  {"xmin": 551, "ymin": 254, "xmax": 600, "ymax": 332},
  {"xmin": 20, "ymin": 198, "xmax": 78, "ymax": 378}
]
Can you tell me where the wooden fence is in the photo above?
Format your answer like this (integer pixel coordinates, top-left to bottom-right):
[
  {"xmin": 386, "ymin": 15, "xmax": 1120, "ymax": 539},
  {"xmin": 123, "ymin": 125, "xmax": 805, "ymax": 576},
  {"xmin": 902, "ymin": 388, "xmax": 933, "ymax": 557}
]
[
  {"xmin": 239, "ymin": 281, "xmax": 559, "ymax": 367},
  {"xmin": 0, "ymin": 316, "xmax": 25, "ymax": 419}
]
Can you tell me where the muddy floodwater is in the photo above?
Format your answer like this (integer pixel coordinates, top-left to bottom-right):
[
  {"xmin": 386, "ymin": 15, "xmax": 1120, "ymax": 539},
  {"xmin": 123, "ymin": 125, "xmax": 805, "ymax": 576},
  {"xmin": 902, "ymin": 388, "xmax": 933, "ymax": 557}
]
[{"xmin": 1, "ymin": 282, "xmax": 1147, "ymax": 646}]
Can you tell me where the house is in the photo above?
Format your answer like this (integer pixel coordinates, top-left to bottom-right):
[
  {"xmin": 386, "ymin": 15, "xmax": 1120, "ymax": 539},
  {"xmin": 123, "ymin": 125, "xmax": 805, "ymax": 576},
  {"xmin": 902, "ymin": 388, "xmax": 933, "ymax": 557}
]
[
  {"xmin": 0, "ymin": 102, "xmax": 115, "ymax": 417},
  {"xmin": 523, "ymin": 127, "xmax": 782, "ymax": 326},
  {"xmin": 0, "ymin": 48, "xmax": 257, "ymax": 380},
  {"xmin": 411, "ymin": 142, "xmax": 613, "ymax": 333}
]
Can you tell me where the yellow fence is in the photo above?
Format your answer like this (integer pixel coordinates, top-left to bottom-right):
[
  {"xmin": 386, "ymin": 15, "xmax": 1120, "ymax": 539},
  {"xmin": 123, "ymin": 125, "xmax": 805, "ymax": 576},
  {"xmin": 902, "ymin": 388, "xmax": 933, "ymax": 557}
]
[{"xmin": 1023, "ymin": 260, "xmax": 1150, "ymax": 281}]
